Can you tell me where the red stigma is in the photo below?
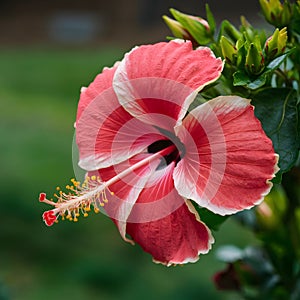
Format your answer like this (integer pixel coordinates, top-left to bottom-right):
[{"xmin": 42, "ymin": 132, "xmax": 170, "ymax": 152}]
[
  {"xmin": 39, "ymin": 192, "xmax": 46, "ymax": 202},
  {"xmin": 43, "ymin": 210, "xmax": 57, "ymax": 226}
]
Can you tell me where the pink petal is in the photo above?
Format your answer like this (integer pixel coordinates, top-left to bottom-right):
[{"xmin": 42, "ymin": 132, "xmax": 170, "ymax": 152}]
[
  {"xmin": 174, "ymin": 96, "xmax": 279, "ymax": 215},
  {"xmin": 94, "ymin": 157, "xmax": 185, "ymax": 241},
  {"xmin": 93, "ymin": 155, "xmax": 213, "ymax": 265},
  {"xmin": 126, "ymin": 200, "xmax": 214, "ymax": 266},
  {"xmin": 76, "ymin": 66, "xmax": 166, "ymax": 170},
  {"xmin": 113, "ymin": 40, "xmax": 223, "ymax": 130},
  {"xmin": 88, "ymin": 153, "xmax": 157, "ymax": 243}
]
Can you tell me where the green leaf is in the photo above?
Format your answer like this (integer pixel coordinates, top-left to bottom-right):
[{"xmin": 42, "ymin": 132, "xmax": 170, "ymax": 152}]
[
  {"xmin": 252, "ymin": 88, "xmax": 300, "ymax": 179},
  {"xmin": 265, "ymin": 50, "xmax": 293, "ymax": 71},
  {"xmin": 205, "ymin": 4, "xmax": 216, "ymax": 33},
  {"xmin": 233, "ymin": 70, "xmax": 267, "ymax": 89},
  {"xmin": 193, "ymin": 202, "xmax": 229, "ymax": 231},
  {"xmin": 233, "ymin": 70, "xmax": 251, "ymax": 86}
]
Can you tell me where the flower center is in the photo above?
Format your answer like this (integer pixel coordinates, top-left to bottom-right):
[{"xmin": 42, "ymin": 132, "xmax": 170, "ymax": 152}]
[{"xmin": 147, "ymin": 130, "xmax": 185, "ymax": 170}]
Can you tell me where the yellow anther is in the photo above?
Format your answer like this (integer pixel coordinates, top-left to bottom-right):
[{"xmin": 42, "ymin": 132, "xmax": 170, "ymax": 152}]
[
  {"xmin": 73, "ymin": 181, "xmax": 80, "ymax": 187},
  {"xmin": 43, "ymin": 174, "xmax": 118, "ymax": 225}
]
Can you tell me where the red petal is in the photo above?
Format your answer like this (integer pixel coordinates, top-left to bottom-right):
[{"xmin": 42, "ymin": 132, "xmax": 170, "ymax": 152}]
[
  {"xmin": 92, "ymin": 155, "xmax": 184, "ymax": 241},
  {"xmin": 174, "ymin": 96, "xmax": 278, "ymax": 215},
  {"xmin": 113, "ymin": 40, "xmax": 223, "ymax": 130},
  {"xmin": 76, "ymin": 66, "xmax": 166, "ymax": 170},
  {"xmin": 89, "ymin": 153, "xmax": 162, "ymax": 241},
  {"xmin": 126, "ymin": 201, "xmax": 213, "ymax": 266},
  {"xmin": 93, "ymin": 155, "xmax": 213, "ymax": 265}
]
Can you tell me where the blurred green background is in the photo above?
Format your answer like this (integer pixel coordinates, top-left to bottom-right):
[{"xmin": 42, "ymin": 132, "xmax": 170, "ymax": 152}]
[{"xmin": 0, "ymin": 1, "xmax": 261, "ymax": 299}]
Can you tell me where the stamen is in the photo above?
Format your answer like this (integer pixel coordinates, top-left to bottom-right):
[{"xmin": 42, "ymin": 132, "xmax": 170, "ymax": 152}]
[
  {"xmin": 40, "ymin": 145, "xmax": 176, "ymax": 227},
  {"xmin": 40, "ymin": 176, "xmax": 110, "ymax": 226}
]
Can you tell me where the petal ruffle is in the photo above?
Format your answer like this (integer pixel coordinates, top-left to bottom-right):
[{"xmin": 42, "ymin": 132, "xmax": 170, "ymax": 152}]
[
  {"xmin": 76, "ymin": 66, "xmax": 166, "ymax": 170},
  {"xmin": 113, "ymin": 40, "xmax": 223, "ymax": 130},
  {"xmin": 126, "ymin": 200, "xmax": 214, "ymax": 266},
  {"xmin": 174, "ymin": 96, "xmax": 278, "ymax": 215}
]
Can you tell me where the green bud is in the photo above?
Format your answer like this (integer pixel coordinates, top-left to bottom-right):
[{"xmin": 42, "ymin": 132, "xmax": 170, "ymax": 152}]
[
  {"xmin": 259, "ymin": 0, "xmax": 292, "ymax": 27},
  {"xmin": 163, "ymin": 15, "xmax": 191, "ymax": 40},
  {"xmin": 169, "ymin": 8, "xmax": 212, "ymax": 45},
  {"xmin": 235, "ymin": 35, "xmax": 247, "ymax": 68},
  {"xmin": 240, "ymin": 16, "xmax": 256, "ymax": 42},
  {"xmin": 256, "ymin": 185, "xmax": 287, "ymax": 230},
  {"xmin": 240, "ymin": 15, "xmax": 252, "ymax": 29},
  {"xmin": 245, "ymin": 43, "xmax": 265, "ymax": 75},
  {"xmin": 281, "ymin": 1, "xmax": 292, "ymax": 25},
  {"xmin": 236, "ymin": 34, "xmax": 245, "ymax": 51},
  {"xmin": 221, "ymin": 20, "xmax": 242, "ymax": 42},
  {"xmin": 220, "ymin": 36, "xmax": 237, "ymax": 65},
  {"xmin": 264, "ymin": 27, "xmax": 287, "ymax": 60}
]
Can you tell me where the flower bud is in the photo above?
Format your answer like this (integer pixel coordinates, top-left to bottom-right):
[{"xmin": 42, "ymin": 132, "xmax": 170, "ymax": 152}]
[
  {"xmin": 162, "ymin": 16, "xmax": 192, "ymax": 40},
  {"xmin": 213, "ymin": 264, "xmax": 241, "ymax": 291},
  {"xmin": 221, "ymin": 20, "xmax": 242, "ymax": 42},
  {"xmin": 168, "ymin": 8, "xmax": 213, "ymax": 45},
  {"xmin": 264, "ymin": 27, "xmax": 287, "ymax": 60},
  {"xmin": 259, "ymin": 0, "xmax": 292, "ymax": 27},
  {"xmin": 256, "ymin": 186, "xmax": 287, "ymax": 230},
  {"xmin": 220, "ymin": 36, "xmax": 237, "ymax": 65},
  {"xmin": 245, "ymin": 43, "xmax": 265, "ymax": 75}
]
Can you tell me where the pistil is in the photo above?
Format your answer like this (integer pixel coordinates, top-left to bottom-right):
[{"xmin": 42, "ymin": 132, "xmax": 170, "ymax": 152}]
[{"xmin": 40, "ymin": 145, "xmax": 176, "ymax": 226}]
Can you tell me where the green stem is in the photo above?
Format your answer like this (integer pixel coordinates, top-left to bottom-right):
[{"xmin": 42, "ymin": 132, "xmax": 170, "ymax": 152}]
[{"xmin": 274, "ymin": 69, "xmax": 293, "ymax": 88}]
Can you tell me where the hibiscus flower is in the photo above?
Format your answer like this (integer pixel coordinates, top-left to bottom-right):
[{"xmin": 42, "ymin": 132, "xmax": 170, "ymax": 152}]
[{"xmin": 40, "ymin": 40, "xmax": 278, "ymax": 266}]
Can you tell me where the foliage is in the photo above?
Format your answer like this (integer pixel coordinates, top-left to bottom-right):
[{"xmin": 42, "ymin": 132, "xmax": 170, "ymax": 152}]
[{"xmin": 164, "ymin": 0, "xmax": 300, "ymax": 298}]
